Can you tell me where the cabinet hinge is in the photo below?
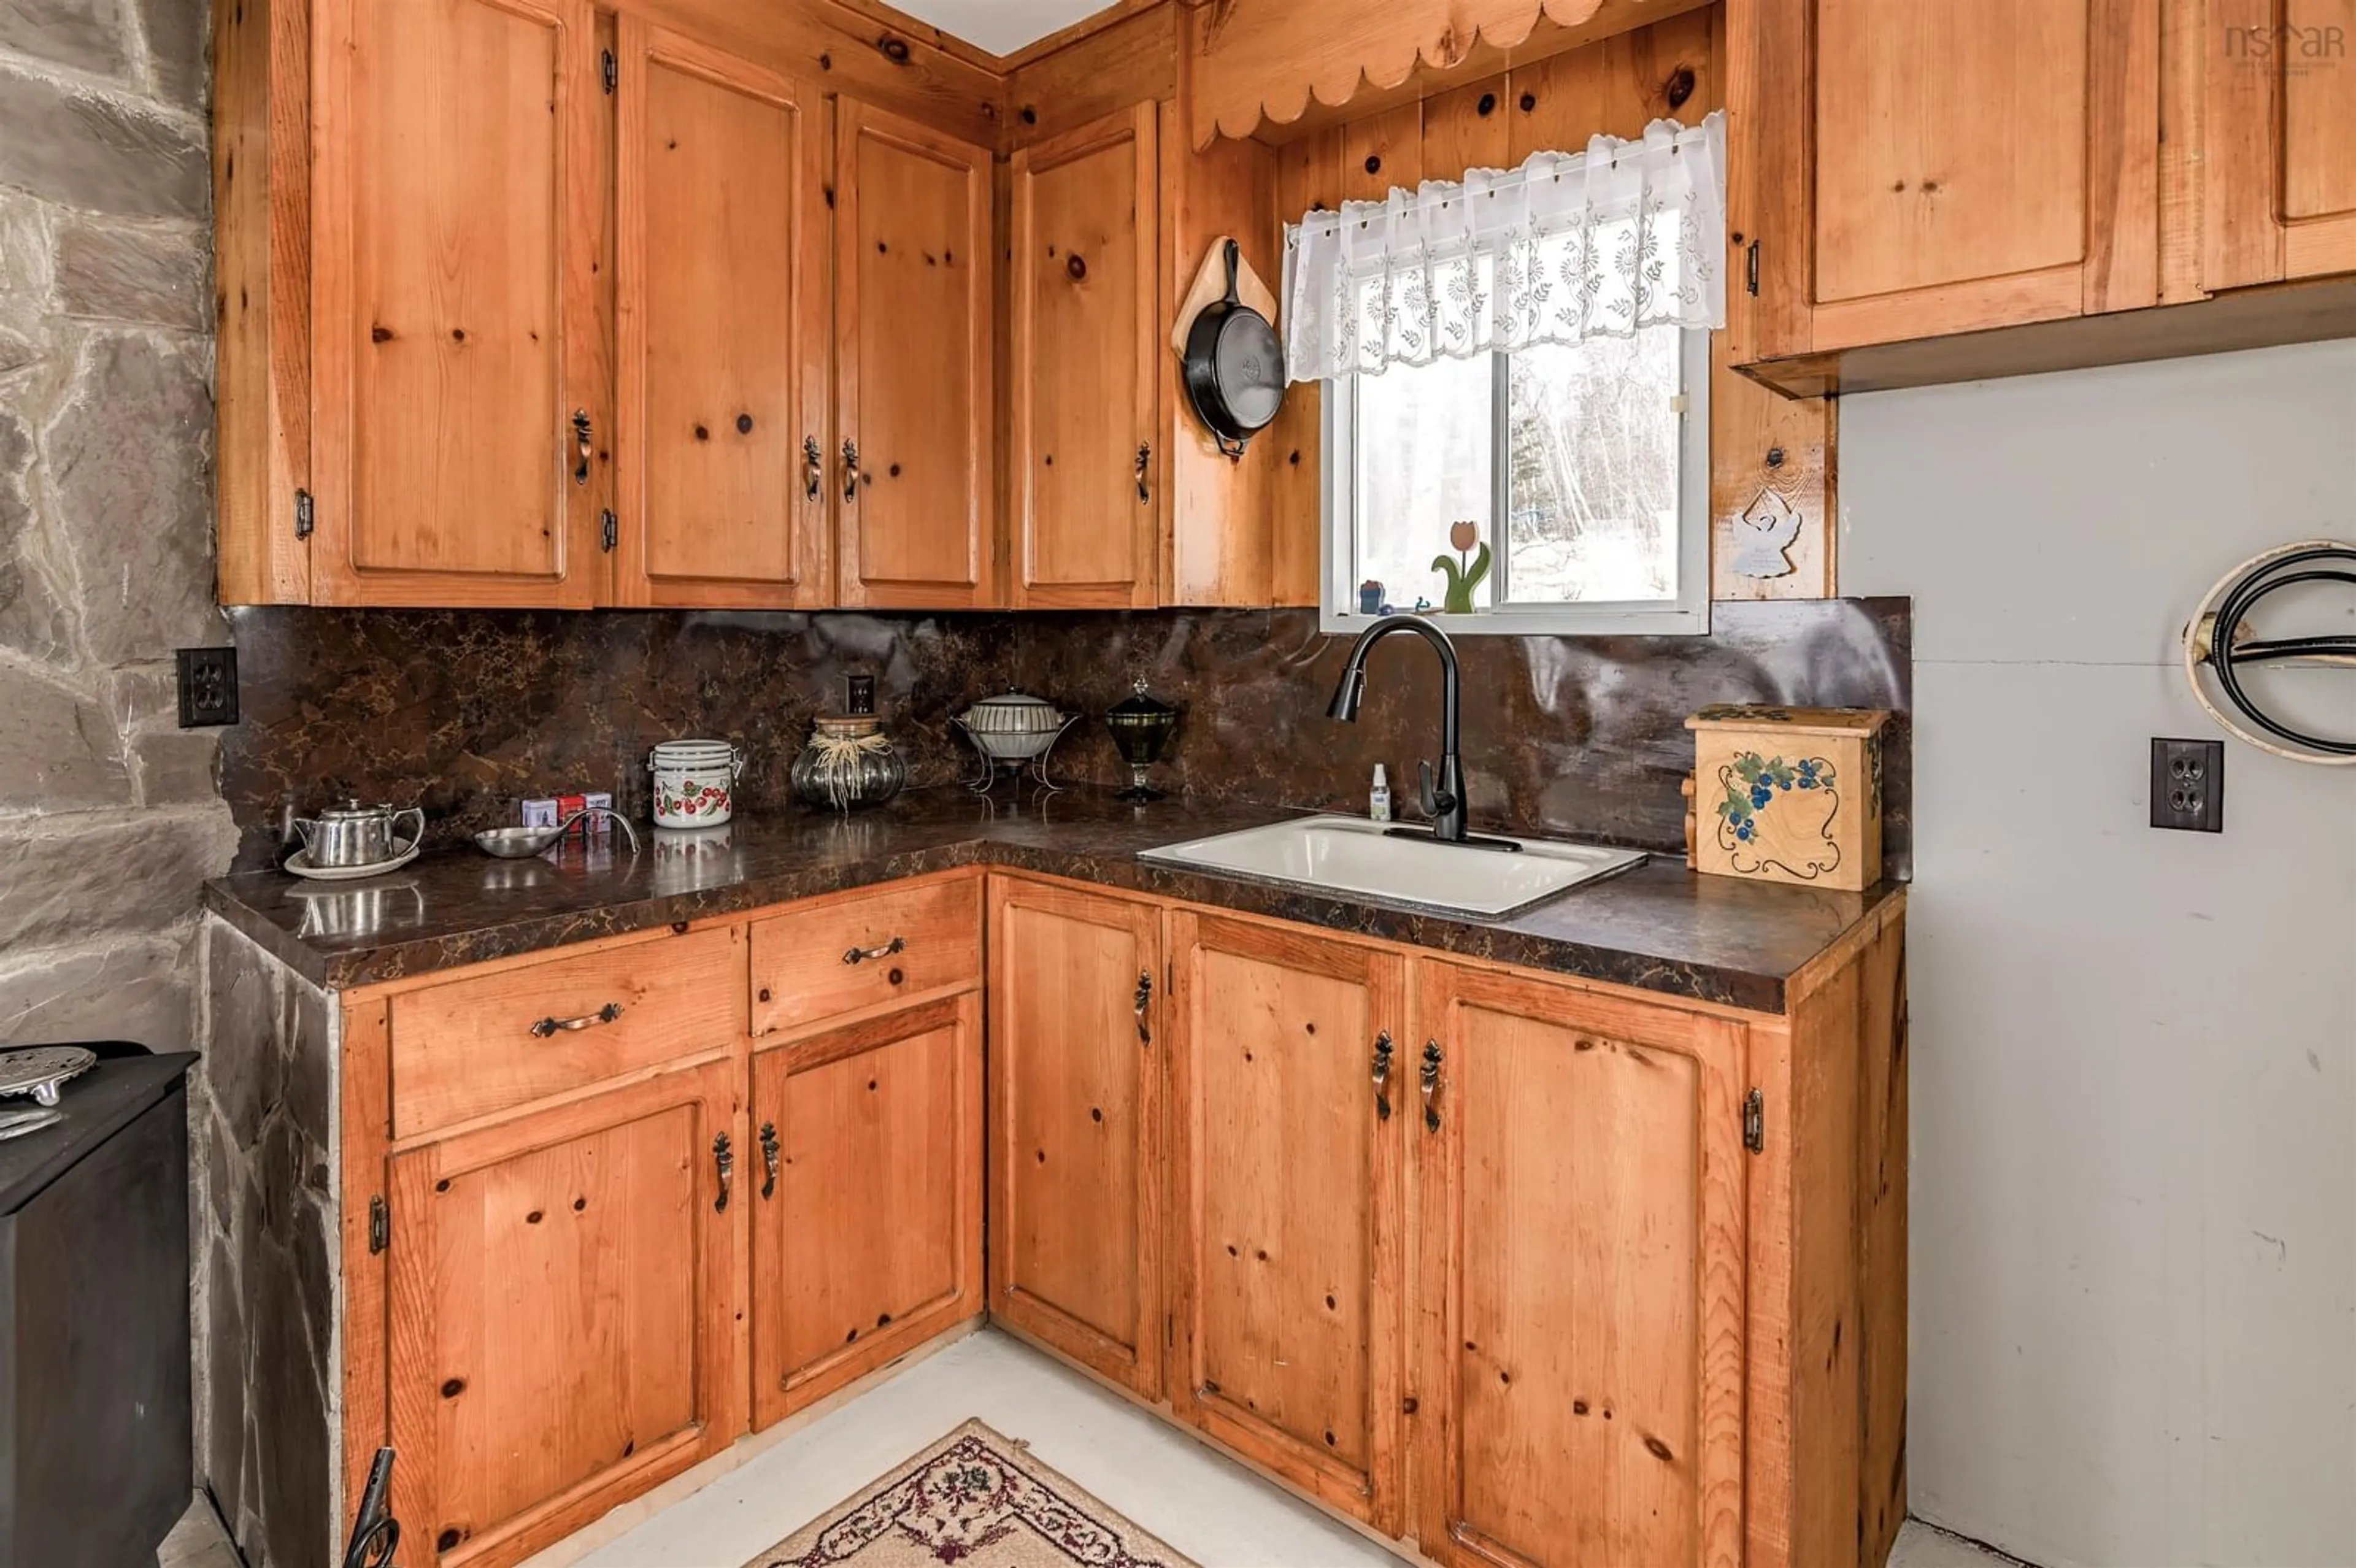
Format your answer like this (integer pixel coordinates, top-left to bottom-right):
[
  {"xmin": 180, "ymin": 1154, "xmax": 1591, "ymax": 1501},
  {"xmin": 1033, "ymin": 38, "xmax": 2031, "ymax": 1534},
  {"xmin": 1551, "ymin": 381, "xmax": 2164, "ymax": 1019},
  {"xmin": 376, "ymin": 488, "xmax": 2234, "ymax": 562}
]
[
  {"xmin": 601, "ymin": 48, "xmax": 617, "ymax": 93},
  {"xmin": 1745, "ymin": 238, "xmax": 1760, "ymax": 298},
  {"xmin": 293, "ymin": 488, "xmax": 315, "ymax": 540},
  {"xmin": 1743, "ymin": 1088, "xmax": 1765, "ymax": 1154},
  {"xmin": 368, "ymin": 1194, "xmax": 390, "ymax": 1254},
  {"xmin": 600, "ymin": 508, "xmax": 618, "ymax": 552},
  {"xmin": 1165, "ymin": 1312, "xmax": 1174, "ymax": 1349}
]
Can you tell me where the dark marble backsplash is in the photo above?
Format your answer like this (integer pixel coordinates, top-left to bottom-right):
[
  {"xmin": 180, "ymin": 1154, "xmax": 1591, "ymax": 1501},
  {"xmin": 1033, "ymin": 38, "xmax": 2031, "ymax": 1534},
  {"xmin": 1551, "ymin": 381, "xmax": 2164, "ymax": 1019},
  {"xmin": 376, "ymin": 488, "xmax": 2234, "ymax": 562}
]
[{"xmin": 219, "ymin": 601, "xmax": 1911, "ymax": 875}]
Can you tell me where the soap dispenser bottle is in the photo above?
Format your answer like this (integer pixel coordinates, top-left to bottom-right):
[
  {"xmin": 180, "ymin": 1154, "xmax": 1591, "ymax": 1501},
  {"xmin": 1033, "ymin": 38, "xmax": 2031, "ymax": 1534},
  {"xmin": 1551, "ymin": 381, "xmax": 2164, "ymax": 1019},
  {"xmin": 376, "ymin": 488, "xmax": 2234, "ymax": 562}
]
[{"xmin": 1369, "ymin": 764, "xmax": 1392, "ymax": 823}]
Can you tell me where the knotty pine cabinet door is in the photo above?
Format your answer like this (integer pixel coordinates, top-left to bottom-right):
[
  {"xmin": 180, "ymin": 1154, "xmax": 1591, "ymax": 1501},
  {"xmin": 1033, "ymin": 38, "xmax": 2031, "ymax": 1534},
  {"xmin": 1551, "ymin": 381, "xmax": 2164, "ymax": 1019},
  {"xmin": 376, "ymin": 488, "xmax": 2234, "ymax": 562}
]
[
  {"xmin": 1412, "ymin": 962, "xmax": 1748, "ymax": 1568},
  {"xmin": 383, "ymin": 1059, "xmax": 744, "ymax": 1568},
  {"xmin": 985, "ymin": 878, "xmax": 1165, "ymax": 1397},
  {"xmin": 1166, "ymin": 911, "xmax": 1409, "ymax": 1535},
  {"xmin": 748, "ymin": 994, "xmax": 983, "ymax": 1429},
  {"xmin": 1739, "ymin": 0, "xmax": 2160, "ymax": 360},
  {"xmin": 612, "ymin": 21, "xmax": 831, "ymax": 607},
  {"xmin": 309, "ymin": 0, "xmax": 607, "ymax": 607},
  {"xmin": 2203, "ymin": 0, "xmax": 2356, "ymax": 290},
  {"xmin": 834, "ymin": 101, "xmax": 997, "ymax": 609},
  {"xmin": 1007, "ymin": 103, "xmax": 1161, "ymax": 608}
]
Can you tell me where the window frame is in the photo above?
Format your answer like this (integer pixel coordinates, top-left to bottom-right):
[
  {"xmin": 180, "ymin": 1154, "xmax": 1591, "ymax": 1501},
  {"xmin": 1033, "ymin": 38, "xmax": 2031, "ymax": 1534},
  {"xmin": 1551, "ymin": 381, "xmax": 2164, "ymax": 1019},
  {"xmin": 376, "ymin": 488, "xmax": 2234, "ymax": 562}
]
[{"xmin": 1318, "ymin": 325, "xmax": 1712, "ymax": 637}]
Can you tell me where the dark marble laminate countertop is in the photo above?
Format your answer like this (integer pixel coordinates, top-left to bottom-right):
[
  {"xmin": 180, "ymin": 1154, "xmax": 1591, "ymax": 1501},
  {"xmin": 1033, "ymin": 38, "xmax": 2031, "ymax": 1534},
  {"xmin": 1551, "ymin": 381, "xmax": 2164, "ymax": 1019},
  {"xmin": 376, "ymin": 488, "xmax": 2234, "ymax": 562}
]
[{"xmin": 202, "ymin": 787, "xmax": 1903, "ymax": 1012}]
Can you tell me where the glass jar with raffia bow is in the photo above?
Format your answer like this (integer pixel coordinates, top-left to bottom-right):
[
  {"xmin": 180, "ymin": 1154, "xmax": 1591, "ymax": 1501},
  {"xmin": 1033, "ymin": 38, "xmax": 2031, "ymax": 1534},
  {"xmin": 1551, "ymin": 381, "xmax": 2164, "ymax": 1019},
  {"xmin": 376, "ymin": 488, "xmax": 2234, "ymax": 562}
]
[{"xmin": 790, "ymin": 678, "xmax": 906, "ymax": 812}]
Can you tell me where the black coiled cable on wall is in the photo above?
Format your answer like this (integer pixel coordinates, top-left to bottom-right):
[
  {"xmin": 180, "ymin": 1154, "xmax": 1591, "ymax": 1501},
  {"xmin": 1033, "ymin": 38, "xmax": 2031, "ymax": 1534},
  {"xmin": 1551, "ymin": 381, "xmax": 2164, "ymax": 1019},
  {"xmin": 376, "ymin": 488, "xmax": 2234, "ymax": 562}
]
[{"xmin": 2185, "ymin": 540, "xmax": 2356, "ymax": 764}]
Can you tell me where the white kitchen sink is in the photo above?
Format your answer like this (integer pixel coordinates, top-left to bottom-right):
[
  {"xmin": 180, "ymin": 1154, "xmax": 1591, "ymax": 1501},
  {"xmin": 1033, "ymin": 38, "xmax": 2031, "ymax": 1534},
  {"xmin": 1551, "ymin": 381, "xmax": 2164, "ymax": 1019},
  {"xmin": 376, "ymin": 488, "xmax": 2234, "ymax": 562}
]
[{"xmin": 1138, "ymin": 815, "xmax": 1646, "ymax": 917}]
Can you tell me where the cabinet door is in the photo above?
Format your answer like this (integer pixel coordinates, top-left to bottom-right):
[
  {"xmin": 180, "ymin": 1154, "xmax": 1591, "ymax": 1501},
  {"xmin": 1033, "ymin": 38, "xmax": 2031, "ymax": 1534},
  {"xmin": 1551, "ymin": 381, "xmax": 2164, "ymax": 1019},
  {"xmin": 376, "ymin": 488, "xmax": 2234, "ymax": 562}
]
[
  {"xmin": 985, "ymin": 877, "xmax": 1164, "ymax": 1397},
  {"xmin": 749, "ymin": 994, "xmax": 983, "ymax": 1429},
  {"xmin": 1008, "ymin": 103, "xmax": 1160, "ymax": 608},
  {"xmin": 1747, "ymin": 0, "xmax": 2158, "ymax": 358},
  {"xmin": 310, "ymin": 0, "xmax": 605, "ymax": 606},
  {"xmin": 384, "ymin": 1061, "xmax": 743, "ymax": 1568},
  {"xmin": 2204, "ymin": 0, "xmax": 2356, "ymax": 288},
  {"xmin": 1168, "ymin": 912, "xmax": 1409, "ymax": 1535},
  {"xmin": 835, "ymin": 101, "xmax": 996, "ymax": 608},
  {"xmin": 614, "ymin": 21, "xmax": 830, "ymax": 607},
  {"xmin": 1414, "ymin": 963, "xmax": 1747, "ymax": 1568}
]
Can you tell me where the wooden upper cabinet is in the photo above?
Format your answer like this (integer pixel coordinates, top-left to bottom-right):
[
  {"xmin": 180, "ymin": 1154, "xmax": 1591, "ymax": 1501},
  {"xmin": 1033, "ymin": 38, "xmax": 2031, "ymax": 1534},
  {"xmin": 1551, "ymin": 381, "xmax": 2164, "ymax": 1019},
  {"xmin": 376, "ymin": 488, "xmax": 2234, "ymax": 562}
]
[
  {"xmin": 985, "ymin": 878, "xmax": 1164, "ymax": 1399},
  {"xmin": 1008, "ymin": 104, "xmax": 1161, "ymax": 609},
  {"xmin": 614, "ymin": 21, "xmax": 830, "ymax": 608},
  {"xmin": 309, "ymin": 0, "xmax": 606, "ymax": 606},
  {"xmin": 2204, "ymin": 0, "xmax": 2356, "ymax": 290},
  {"xmin": 1166, "ymin": 912, "xmax": 1408, "ymax": 1535},
  {"xmin": 748, "ymin": 993, "xmax": 983, "ymax": 1429},
  {"xmin": 1412, "ymin": 963, "xmax": 1748, "ymax": 1568},
  {"xmin": 1741, "ymin": 0, "xmax": 2160, "ymax": 361},
  {"xmin": 383, "ymin": 1060, "xmax": 742, "ymax": 1568},
  {"xmin": 834, "ymin": 100, "xmax": 998, "ymax": 609}
]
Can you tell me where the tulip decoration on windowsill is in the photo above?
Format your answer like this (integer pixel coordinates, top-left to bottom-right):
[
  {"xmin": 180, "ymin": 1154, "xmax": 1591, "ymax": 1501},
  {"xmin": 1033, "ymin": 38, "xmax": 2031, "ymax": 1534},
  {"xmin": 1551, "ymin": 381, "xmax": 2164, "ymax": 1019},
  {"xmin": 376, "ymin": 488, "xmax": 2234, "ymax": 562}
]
[{"xmin": 1434, "ymin": 520, "xmax": 1492, "ymax": 614}]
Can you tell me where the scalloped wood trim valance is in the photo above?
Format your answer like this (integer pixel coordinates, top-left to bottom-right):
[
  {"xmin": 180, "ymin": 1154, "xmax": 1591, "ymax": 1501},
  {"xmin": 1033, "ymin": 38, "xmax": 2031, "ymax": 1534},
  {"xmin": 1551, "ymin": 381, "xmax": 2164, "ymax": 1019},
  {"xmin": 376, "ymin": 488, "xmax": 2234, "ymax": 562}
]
[{"xmin": 1182, "ymin": 0, "xmax": 1711, "ymax": 148}]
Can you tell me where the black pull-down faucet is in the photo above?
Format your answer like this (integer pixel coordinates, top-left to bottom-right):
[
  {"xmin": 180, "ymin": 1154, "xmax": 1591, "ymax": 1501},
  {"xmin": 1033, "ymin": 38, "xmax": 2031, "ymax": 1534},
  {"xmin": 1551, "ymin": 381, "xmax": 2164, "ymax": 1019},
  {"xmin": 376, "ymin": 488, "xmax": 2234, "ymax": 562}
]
[{"xmin": 1326, "ymin": 615, "xmax": 1519, "ymax": 851}]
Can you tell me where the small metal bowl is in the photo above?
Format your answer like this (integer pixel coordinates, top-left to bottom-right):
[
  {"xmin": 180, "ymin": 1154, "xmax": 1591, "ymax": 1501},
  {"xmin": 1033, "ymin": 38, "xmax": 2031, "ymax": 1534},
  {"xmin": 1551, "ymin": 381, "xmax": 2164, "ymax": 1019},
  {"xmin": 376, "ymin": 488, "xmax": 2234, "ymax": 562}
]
[{"xmin": 474, "ymin": 809, "xmax": 641, "ymax": 860}]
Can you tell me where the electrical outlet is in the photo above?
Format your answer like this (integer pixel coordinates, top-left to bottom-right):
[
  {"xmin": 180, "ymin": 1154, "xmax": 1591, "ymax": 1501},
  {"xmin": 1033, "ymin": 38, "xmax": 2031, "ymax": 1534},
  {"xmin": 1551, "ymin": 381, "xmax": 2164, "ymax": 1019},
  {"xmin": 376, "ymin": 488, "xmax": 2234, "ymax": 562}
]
[
  {"xmin": 176, "ymin": 646, "xmax": 239, "ymax": 728},
  {"xmin": 2150, "ymin": 738, "xmax": 2223, "ymax": 832}
]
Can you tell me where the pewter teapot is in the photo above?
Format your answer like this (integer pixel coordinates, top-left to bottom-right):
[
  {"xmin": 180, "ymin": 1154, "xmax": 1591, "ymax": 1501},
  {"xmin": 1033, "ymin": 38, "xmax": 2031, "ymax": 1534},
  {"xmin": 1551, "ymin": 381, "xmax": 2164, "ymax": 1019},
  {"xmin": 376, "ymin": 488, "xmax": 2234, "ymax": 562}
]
[{"xmin": 293, "ymin": 799, "xmax": 425, "ymax": 869}]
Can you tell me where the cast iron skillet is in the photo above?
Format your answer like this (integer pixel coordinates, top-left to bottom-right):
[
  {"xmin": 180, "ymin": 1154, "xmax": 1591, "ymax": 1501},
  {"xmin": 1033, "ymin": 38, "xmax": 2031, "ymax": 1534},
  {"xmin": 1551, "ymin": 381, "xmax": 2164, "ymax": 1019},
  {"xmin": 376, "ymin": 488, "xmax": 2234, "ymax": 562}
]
[{"xmin": 1183, "ymin": 239, "xmax": 1286, "ymax": 459}]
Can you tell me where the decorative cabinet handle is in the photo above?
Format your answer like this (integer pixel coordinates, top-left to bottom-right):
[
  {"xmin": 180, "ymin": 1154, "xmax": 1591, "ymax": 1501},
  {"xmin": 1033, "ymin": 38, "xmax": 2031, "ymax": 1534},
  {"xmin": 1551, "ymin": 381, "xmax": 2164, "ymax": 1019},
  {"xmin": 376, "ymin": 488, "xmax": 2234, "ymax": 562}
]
[
  {"xmin": 758, "ymin": 1121, "xmax": 780, "ymax": 1199},
  {"xmin": 572, "ymin": 410, "xmax": 593, "ymax": 486},
  {"xmin": 1134, "ymin": 970, "xmax": 1153, "ymax": 1047},
  {"xmin": 844, "ymin": 935, "xmax": 906, "ymax": 966},
  {"xmin": 803, "ymin": 436, "xmax": 823, "ymax": 502},
  {"xmin": 712, "ymin": 1132, "xmax": 734, "ymax": 1213},
  {"xmin": 1136, "ymin": 443, "xmax": 1152, "ymax": 504},
  {"xmin": 1420, "ymin": 1042, "xmax": 1444, "ymax": 1132},
  {"xmin": 842, "ymin": 437, "xmax": 861, "ymax": 504},
  {"xmin": 529, "ymin": 1002, "xmax": 622, "ymax": 1039},
  {"xmin": 1371, "ymin": 1031, "xmax": 1394, "ymax": 1120}
]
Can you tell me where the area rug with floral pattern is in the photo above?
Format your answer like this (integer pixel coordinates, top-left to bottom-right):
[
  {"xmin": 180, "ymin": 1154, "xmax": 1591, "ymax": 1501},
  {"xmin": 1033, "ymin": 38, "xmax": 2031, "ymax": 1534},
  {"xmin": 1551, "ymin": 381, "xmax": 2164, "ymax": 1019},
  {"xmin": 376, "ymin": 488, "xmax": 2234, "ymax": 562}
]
[{"xmin": 742, "ymin": 1420, "xmax": 1199, "ymax": 1568}]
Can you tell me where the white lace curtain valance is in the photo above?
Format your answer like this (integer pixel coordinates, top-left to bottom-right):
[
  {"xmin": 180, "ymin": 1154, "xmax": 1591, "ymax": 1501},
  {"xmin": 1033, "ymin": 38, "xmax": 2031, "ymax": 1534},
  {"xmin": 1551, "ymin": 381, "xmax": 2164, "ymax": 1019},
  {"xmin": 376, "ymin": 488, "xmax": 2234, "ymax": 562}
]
[{"xmin": 1282, "ymin": 110, "xmax": 1727, "ymax": 383}]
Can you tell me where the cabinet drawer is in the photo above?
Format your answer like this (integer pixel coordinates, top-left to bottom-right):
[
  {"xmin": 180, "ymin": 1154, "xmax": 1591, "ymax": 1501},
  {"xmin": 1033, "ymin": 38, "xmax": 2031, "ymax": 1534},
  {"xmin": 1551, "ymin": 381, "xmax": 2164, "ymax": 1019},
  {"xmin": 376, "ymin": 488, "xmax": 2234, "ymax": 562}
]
[
  {"xmin": 750, "ymin": 877, "xmax": 981, "ymax": 1036},
  {"xmin": 388, "ymin": 926, "xmax": 741, "ymax": 1137}
]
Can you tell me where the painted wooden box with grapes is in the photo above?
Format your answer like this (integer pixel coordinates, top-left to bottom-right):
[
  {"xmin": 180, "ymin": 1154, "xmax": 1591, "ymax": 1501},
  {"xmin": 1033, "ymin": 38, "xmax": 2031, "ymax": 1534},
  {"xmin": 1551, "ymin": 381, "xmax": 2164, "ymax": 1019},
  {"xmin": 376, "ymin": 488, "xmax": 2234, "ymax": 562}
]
[{"xmin": 1684, "ymin": 706, "xmax": 1891, "ymax": 891}]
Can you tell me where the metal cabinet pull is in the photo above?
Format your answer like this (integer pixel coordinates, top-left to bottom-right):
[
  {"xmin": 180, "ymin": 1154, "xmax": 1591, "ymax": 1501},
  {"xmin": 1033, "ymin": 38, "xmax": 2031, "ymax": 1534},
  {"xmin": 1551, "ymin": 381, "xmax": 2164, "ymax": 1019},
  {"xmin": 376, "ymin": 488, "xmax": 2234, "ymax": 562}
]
[
  {"xmin": 712, "ymin": 1132, "xmax": 734, "ymax": 1213},
  {"xmin": 1371, "ymin": 1031, "xmax": 1394, "ymax": 1120},
  {"xmin": 758, "ymin": 1121, "xmax": 780, "ymax": 1199},
  {"xmin": 842, "ymin": 438, "xmax": 861, "ymax": 504},
  {"xmin": 529, "ymin": 1001, "xmax": 622, "ymax": 1039},
  {"xmin": 844, "ymin": 935, "xmax": 906, "ymax": 966},
  {"xmin": 572, "ymin": 410, "xmax": 593, "ymax": 486},
  {"xmin": 1134, "ymin": 970, "xmax": 1153, "ymax": 1047},
  {"xmin": 803, "ymin": 436, "xmax": 823, "ymax": 502},
  {"xmin": 1420, "ymin": 1042, "xmax": 1444, "ymax": 1132},
  {"xmin": 1136, "ymin": 442, "xmax": 1152, "ymax": 504}
]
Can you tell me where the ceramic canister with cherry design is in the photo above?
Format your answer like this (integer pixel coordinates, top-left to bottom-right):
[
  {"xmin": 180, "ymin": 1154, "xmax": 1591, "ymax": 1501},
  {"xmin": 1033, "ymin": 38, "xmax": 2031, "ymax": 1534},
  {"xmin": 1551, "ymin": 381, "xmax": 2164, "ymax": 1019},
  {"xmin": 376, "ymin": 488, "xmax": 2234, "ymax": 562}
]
[{"xmin": 647, "ymin": 739, "xmax": 743, "ymax": 828}]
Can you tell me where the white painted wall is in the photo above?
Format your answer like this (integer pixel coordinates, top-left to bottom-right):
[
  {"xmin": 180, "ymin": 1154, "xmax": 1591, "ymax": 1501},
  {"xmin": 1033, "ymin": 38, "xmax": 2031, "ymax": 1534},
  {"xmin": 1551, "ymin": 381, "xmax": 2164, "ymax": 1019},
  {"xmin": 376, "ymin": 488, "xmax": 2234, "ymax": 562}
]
[
  {"xmin": 890, "ymin": 0, "xmax": 1104, "ymax": 54},
  {"xmin": 1842, "ymin": 341, "xmax": 2356, "ymax": 1568}
]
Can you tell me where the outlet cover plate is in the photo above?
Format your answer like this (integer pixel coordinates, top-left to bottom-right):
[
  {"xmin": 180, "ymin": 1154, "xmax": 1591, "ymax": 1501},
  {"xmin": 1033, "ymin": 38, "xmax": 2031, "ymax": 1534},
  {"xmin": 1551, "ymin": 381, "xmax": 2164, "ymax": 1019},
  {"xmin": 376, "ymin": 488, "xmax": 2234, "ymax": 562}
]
[
  {"xmin": 2150, "ymin": 737, "xmax": 2223, "ymax": 832},
  {"xmin": 176, "ymin": 646, "xmax": 239, "ymax": 728}
]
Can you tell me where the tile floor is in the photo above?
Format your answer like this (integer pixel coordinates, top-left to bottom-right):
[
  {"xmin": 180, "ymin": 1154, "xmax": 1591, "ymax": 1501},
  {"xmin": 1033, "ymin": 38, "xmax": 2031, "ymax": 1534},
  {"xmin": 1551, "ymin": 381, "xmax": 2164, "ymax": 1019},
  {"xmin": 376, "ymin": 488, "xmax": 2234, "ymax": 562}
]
[
  {"xmin": 156, "ymin": 1328, "xmax": 2026, "ymax": 1567},
  {"xmin": 541, "ymin": 1329, "xmax": 2023, "ymax": 1568}
]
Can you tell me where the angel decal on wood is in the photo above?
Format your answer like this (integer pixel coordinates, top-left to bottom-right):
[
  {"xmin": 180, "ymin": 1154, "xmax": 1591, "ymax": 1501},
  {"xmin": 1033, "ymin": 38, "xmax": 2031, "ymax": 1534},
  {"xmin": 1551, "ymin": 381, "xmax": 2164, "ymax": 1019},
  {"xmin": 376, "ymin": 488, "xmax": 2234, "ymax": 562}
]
[{"xmin": 1731, "ymin": 486, "xmax": 1804, "ymax": 580}]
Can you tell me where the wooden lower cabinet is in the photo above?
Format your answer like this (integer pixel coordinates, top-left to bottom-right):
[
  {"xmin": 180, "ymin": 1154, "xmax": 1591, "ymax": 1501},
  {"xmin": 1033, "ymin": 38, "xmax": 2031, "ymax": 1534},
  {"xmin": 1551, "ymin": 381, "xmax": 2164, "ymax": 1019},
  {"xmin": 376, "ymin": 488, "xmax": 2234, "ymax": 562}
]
[
  {"xmin": 1412, "ymin": 962, "xmax": 1750, "ymax": 1568},
  {"xmin": 1165, "ymin": 910, "xmax": 1409, "ymax": 1534},
  {"xmin": 749, "ymin": 993, "xmax": 984, "ymax": 1429},
  {"xmin": 321, "ymin": 877, "xmax": 1901, "ymax": 1568},
  {"xmin": 383, "ymin": 1058, "xmax": 744, "ymax": 1568},
  {"xmin": 985, "ymin": 877, "xmax": 1164, "ymax": 1397}
]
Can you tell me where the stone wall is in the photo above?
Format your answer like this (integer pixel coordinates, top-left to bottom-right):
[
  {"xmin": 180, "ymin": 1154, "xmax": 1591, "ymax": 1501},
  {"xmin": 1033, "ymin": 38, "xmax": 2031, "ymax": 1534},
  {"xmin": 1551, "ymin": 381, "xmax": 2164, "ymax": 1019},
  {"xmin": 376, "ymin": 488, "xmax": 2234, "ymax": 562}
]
[{"xmin": 0, "ymin": 2, "xmax": 236, "ymax": 1055}]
